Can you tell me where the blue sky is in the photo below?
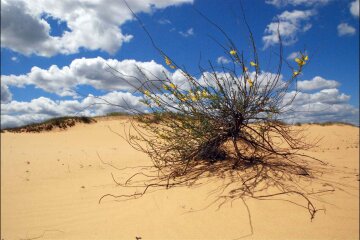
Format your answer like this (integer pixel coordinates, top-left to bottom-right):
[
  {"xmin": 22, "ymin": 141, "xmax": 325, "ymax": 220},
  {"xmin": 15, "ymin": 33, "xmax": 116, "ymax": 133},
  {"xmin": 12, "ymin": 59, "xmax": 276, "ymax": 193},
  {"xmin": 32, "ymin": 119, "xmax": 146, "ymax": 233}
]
[{"xmin": 1, "ymin": 0, "xmax": 359, "ymax": 128}]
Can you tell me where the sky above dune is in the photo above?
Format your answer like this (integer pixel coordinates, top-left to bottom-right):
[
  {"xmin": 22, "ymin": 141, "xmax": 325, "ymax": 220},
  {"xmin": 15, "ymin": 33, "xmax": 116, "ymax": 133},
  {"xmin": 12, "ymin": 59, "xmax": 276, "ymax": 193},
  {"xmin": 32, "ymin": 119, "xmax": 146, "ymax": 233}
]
[{"xmin": 1, "ymin": 0, "xmax": 359, "ymax": 128}]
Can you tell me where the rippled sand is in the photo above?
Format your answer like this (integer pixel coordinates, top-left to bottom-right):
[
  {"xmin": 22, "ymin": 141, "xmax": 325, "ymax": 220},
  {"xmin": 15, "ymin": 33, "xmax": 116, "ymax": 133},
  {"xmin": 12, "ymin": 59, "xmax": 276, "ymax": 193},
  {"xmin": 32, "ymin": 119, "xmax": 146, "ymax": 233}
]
[{"xmin": 1, "ymin": 118, "xmax": 359, "ymax": 239}]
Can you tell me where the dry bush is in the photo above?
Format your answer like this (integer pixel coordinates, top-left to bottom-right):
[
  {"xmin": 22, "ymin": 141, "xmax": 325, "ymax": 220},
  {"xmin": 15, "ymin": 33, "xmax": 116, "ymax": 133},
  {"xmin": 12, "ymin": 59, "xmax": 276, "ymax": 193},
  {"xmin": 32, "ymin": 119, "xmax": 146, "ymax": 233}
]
[{"xmin": 99, "ymin": 3, "xmax": 347, "ymax": 223}]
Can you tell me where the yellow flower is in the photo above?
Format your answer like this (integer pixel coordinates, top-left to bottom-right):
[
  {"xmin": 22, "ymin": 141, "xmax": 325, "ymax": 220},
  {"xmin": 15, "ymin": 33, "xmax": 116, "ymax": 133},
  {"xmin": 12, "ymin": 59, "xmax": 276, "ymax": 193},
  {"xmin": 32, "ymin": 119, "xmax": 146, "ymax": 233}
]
[
  {"xmin": 165, "ymin": 56, "xmax": 171, "ymax": 66},
  {"xmin": 180, "ymin": 97, "xmax": 187, "ymax": 102},
  {"xmin": 187, "ymin": 91, "xmax": 197, "ymax": 101},
  {"xmin": 155, "ymin": 97, "xmax": 161, "ymax": 105},
  {"xmin": 304, "ymin": 55, "xmax": 309, "ymax": 61},
  {"xmin": 293, "ymin": 71, "xmax": 300, "ymax": 77},
  {"xmin": 165, "ymin": 56, "xmax": 177, "ymax": 69},
  {"xmin": 250, "ymin": 61, "xmax": 257, "ymax": 67},
  {"xmin": 201, "ymin": 90, "xmax": 209, "ymax": 98},
  {"xmin": 230, "ymin": 49, "xmax": 237, "ymax": 55},
  {"xmin": 243, "ymin": 66, "xmax": 248, "ymax": 72},
  {"xmin": 163, "ymin": 84, "xmax": 169, "ymax": 90},
  {"xmin": 295, "ymin": 58, "xmax": 305, "ymax": 66},
  {"xmin": 169, "ymin": 83, "xmax": 176, "ymax": 89},
  {"xmin": 144, "ymin": 90, "xmax": 151, "ymax": 96},
  {"xmin": 247, "ymin": 78, "xmax": 253, "ymax": 87}
]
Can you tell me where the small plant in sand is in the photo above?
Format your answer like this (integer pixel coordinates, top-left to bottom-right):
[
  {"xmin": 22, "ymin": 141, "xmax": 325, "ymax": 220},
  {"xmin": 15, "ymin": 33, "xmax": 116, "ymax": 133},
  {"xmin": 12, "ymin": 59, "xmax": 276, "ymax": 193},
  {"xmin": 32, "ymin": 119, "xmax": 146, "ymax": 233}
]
[{"xmin": 100, "ymin": 4, "xmax": 337, "ymax": 223}]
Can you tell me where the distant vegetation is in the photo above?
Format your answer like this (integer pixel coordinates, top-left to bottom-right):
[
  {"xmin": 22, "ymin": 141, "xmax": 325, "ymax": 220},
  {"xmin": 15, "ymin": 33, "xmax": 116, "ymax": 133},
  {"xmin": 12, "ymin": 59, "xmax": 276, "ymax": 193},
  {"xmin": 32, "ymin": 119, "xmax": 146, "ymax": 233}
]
[
  {"xmin": 2, "ymin": 116, "xmax": 96, "ymax": 133},
  {"xmin": 104, "ymin": 112, "xmax": 131, "ymax": 117},
  {"xmin": 294, "ymin": 121, "xmax": 358, "ymax": 127}
]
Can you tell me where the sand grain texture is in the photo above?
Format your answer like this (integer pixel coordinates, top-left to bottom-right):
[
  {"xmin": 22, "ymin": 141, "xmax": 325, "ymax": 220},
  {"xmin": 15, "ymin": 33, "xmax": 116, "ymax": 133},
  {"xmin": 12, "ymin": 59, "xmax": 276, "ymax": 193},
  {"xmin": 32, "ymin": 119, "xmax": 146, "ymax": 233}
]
[{"xmin": 1, "ymin": 119, "xmax": 359, "ymax": 240}]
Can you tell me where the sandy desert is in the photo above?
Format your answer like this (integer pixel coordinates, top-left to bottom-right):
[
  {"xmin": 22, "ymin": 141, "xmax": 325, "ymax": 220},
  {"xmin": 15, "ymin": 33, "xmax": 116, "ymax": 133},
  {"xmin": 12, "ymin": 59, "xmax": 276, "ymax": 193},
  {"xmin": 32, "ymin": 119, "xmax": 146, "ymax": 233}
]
[{"xmin": 1, "ymin": 117, "xmax": 359, "ymax": 240}]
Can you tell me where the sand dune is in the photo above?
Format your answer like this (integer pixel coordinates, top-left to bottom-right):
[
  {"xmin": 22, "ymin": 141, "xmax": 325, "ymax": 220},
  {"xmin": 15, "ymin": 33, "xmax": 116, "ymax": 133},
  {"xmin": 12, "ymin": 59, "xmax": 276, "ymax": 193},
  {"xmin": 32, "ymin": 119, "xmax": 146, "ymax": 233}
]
[{"xmin": 1, "ymin": 118, "xmax": 359, "ymax": 240}]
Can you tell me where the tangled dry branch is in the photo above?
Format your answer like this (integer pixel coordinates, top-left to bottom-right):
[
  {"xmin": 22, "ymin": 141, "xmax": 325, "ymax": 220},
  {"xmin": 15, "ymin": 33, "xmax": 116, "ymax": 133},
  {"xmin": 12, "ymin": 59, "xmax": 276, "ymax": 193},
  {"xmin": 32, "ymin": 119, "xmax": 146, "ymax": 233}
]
[{"xmin": 97, "ymin": 1, "xmax": 351, "ymax": 225}]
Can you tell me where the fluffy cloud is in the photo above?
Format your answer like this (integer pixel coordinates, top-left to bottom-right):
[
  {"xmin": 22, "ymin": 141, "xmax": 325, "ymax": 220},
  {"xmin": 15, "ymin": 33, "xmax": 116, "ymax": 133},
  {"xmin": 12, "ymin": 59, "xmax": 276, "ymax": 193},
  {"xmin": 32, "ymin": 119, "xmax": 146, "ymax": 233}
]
[
  {"xmin": 1, "ymin": 91, "xmax": 146, "ymax": 128},
  {"xmin": 1, "ymin": 0, "xmax": 193, "ymax": 57},
  {"xmin": 263, "ymin": 10, "xmax": 315, "ymax": 48},
  {"xmin": 337, "ymin": 23, "xmax": 356, "ymax": 36},
  {"xmin": 265, "ymin": 0, "xmax": 330, "ymax": 7},
  {"xmin": 171, "ymin": 69, "xmax": 192, "ymax": 89},
  {"xmin": 350, "ymin": 0, "xmax": 359, "ymax": 18},
  {"xmin": 287, "ymin": 52, "xmax": 300, "ymax": 60},
  {"xmin": 287, "ymin": 51, "xmax": 308, "ymax": 60},
  {"xmin": 1, "ymin": 56, "xmax": 358, "ymax": 127},
  {"xmin": 216, "ymin": 56, "xmax": 230, "ymax": 64},
  {"xmin": 6, "ymin": 61, "xmax": 282, "ymax": 95},
  {"xmin": 2, "ymin": 57, "xmax": 172, "ymax": 96},
  {"xmin": 285, "ymin": 88, "xmax": 350, "ymax": 106},
  {"xmin": 1, "ymin": 84, "xmax": 12, "ymax": 103},
  {"xmin": 282, "ymin": 89, "xmax": 358, "ymax": 124},
  {"xmin": 2, "ymin": 84, "xmax": 358, "ymax": 128},
  {"xmin": 297, "ymin": 76, "xmax": 340, "ymax": 91},
  {"xmin": 285, "ymin": 102, "xmax": 359, "ymax": 125},
  {"xmin": 1, "ymin": 1, "xmax": 54, "ymax": 56}
]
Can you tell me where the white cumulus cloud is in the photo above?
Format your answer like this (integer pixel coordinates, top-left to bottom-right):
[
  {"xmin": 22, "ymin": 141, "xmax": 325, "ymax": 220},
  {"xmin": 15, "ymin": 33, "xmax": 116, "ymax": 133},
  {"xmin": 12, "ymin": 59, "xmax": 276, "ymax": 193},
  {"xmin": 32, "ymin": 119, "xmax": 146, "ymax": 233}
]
[
  {"xmin": 2, "ymin": 84, "xmax": 358, "ymax": 128},
  {"xmin": 337, "ymin": 23, "xmax": 356, "ymax": 36},
  {"xmin": 297, "ymin": 76, "xmax": 340, "ymax": 91},
  {"xmin": 283, "ymin": 88, "xmax": 358, "ymax": 125},
  {"xmin": 286, "ymin": 88, "xmax": 350, "ymax": 106},
  {"xmin": 1, "ymin": 57, "xmax": 172, "ymax": 96},
  {"xmin": 350, "ymin": 0, "xmax": 359, "ymax": 18},
  {"xmin": 1, "ymin": 0, "xmax": 193, "ymax": 57},
  {"xmin": 1, "ymin": 91, "xmax": 146, "ymax": 128},
  {"xmin": 263, "ymin": 10, "xmax": 315, "ymax": 49},
  {"xmin": 1, "ymin": 84, "xmax": 12, "ymax": 103}
]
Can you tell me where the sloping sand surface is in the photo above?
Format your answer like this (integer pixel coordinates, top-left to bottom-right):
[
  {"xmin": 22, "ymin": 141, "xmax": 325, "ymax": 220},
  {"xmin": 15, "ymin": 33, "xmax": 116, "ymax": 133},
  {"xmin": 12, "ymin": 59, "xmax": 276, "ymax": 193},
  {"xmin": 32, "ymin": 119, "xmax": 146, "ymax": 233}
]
[{"xmin": 1, "ymin": 119, "xmax": 359, "ymax": 240}]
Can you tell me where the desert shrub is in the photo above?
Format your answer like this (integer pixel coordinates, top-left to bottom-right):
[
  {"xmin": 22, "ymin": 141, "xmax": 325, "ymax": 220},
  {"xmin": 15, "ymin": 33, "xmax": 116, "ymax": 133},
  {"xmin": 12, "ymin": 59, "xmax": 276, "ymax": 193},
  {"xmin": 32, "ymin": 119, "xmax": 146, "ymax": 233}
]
[
  {"xmin": 100, "ymin": 4, "xmax": 340, "ymax": 222},
  {"xmin": 79, "ymin": 116, "xmax": 94, "ymax": 124}
]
